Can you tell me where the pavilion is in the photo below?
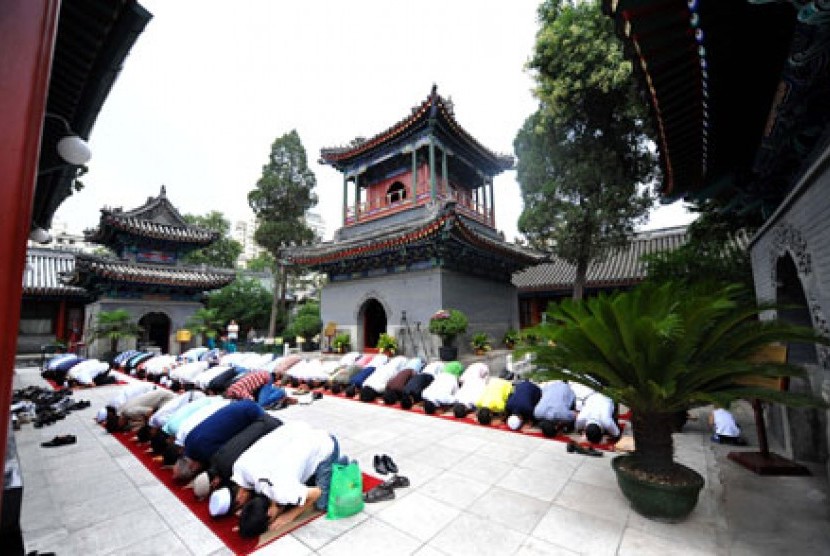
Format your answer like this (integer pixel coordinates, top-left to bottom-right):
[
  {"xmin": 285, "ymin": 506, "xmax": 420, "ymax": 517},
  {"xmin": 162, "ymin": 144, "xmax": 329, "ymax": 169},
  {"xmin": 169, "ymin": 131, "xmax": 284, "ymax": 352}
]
[{"xmin": 290, "ymin": 86, "xmax": 543, "ymax": 357}]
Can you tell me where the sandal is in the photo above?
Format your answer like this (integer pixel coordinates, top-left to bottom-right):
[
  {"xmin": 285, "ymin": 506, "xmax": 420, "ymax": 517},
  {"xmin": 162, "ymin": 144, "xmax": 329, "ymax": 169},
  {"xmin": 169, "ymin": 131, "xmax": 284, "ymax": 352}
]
[{"xmin": 363, "ymin": 484, "xmax": 395, "ymax": 503}]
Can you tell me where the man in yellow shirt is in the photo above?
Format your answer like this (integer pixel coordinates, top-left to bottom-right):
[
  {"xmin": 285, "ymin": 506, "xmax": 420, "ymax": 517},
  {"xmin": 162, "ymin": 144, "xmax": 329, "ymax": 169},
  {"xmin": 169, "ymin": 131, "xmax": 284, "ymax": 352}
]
[{"xmin": 475, "ymin": 377, "xmax": 513, "ymax": 425}]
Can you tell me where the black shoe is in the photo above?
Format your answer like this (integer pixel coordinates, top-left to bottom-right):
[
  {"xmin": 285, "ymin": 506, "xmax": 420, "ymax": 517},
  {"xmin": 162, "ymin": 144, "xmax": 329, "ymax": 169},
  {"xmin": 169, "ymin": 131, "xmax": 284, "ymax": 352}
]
[
  {"xmin": 41, "ymin": 434, "xmax": 76, "ymax": 447},
  {"xmin": 373, "ymin": 454, "xmax": 389, "ymax": 475},
  {"xmin": 363, "ymin": 484, "xmax": 395, "ymax": 503},
  {"xmin": 382, "ymin": 454, "xmax": 398, "ymax": 474}
]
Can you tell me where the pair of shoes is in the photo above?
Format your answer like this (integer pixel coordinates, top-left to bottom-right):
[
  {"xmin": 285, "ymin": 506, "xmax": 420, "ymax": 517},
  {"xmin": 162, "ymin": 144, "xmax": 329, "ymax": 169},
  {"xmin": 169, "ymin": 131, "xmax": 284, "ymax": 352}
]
[
  {"xmin": 69, "ymin": 400, "xmax": 91, "ymax": 410},
  {"xmin": 566, "ymin": 441, "xmax": 603, "ymax": 457},
  {"xmin": 381, "ymin": 475, "xmax": 410, "ymax": 489},
  {"xmin": 41, "ymin": 434, "xmax": 77, "ymax": 448},
  {"xmin": 373, "ymin": 454, "xmax": 399, "ymax": 475},
  {"xmin": 363, "ymin": 484, "xmax": 395, "ymax": 503}
]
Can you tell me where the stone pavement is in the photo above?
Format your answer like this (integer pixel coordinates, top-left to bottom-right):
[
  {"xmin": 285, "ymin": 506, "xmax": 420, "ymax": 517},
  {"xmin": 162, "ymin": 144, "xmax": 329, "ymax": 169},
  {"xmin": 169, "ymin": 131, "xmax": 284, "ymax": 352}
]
[{"xmin": 12, "ymin": 366, "xmax": 830, "ymax": 555}]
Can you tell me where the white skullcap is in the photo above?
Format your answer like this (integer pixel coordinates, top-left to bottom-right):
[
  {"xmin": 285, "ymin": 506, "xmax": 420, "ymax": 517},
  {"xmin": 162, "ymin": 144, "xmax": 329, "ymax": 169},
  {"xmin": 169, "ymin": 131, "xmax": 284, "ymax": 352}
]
[
  {"xmin": 192, "ymin": 472, "xmax": 210, "ymax": 500},
  {"xmin": 96, "ymin": 407, "xmax": 108, "ymax": 423},
  {"xmin": 507, "ymin": 415, "xmax": 523, "ymax": 431},
  {"xmin": 209, "ymin": 487, "xmax": 231, "ymax": 517}
]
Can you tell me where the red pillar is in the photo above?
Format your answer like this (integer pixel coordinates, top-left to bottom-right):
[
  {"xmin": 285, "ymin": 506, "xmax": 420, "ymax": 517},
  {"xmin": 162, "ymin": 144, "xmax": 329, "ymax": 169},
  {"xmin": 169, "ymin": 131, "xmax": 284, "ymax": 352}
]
[
  {"xmin": 0, "ymin": 0, "xmax": 61, "ymax": 515},
  {"xmin": 56, "ymin": 299, "xmax": 67, "ymax": 341}
]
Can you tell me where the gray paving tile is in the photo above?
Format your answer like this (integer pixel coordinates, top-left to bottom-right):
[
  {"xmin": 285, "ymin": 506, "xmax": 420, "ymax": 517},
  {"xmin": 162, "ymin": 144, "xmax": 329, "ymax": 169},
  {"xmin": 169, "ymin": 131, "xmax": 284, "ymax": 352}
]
[
  {"xmin": 418, "ymin": 470, "xmax": 491, "ymax": 509},
  {"xmin": 70, "ymin": 506, "xmax": 169, "ymax": 555},
  {"xmin": 515, "ymin": 536, "xmax": 579, "ymax": 556},
  {"xmin": 109, "ymin": 529, "xmax": 193, "ymax": 556},
  {"xmin": 250, "ymin": 533, "xmax": 313, "ymax": 555},
  {"xmin": 497, "ymin": 465, "xmax": 570, "ymax": 502},
  {"xmin": 466, "ymin": 486, "xmax": 550, "ymax": 535},
  {"xmin": 288, "ymin": 510, "xmax": 368, "ymax": 550},
  {"xmin": 553, "ymin": 479, "xmax": 631, "ymax": 524},
  {"xmin": 427, "ymin": 512, "xmax": 527, "ymax": 555},
  {"xmin": 531, "ymin": 504, "xmax": 625, "ymax": 556},
  {"xmin": 375, "ymin": 491, "xmax": 461, "ymax": 541},
  {"xmin": 317, "ymin": 517, "xmax": 421, "ymax": 556}
]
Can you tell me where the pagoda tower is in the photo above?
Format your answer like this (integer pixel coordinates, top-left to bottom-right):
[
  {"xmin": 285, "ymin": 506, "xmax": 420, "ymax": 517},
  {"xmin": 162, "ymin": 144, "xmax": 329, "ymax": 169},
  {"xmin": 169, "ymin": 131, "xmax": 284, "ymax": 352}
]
[
  {"xmin": 64, "ymin": 186, "xmax": 235, "ymax": 355},
  {"xmin": 290, "ymin": 87, "xmax": 542, "ymax": 357}
]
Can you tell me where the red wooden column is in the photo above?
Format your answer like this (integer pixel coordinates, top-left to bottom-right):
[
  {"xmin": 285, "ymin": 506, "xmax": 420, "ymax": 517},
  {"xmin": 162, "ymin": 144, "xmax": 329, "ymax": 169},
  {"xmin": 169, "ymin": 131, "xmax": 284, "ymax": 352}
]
[
  {"xmin": 56, "ymin": 299, "xmax": 67, "ymax": 341},
  {"xmin": 0, "ymin": 0, "xmax": 61, "ymax": 515}
]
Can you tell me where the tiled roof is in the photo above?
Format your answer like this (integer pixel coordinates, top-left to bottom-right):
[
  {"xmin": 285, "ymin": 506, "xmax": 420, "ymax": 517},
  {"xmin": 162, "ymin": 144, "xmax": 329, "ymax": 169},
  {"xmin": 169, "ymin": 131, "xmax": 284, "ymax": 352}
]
[
  {"xmin": 64, "ymin": 254, "xmax": 236, "ymax": 291},
  {"xmin": 23, "ymin": 248, "xmax": 88, "ymax": 297},
  {"xmin": 289, "ymin": 201, "xmax": 543, "ymax": 271},
  {"xmin": 512, "ymin": 226, "xmax": 689, "ymax": 291},
  {"xmin": 320, "ymin": 86, "xmax": 514, "ymax": 173},
  {"xmin": 85, "ymin": 186, "xmax": 218, "ymax": 246}
]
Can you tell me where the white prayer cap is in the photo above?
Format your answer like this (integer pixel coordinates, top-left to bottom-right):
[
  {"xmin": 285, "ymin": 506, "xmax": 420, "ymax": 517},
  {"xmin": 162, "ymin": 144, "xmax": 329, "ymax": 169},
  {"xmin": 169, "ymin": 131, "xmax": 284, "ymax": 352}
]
[
  {"xmin": 96, "ymin": 407, "xmax": 108, "ymax": 423},
  {"xmin": 209, "ymin": 487, "xmax": 231, "ymax": 517},
  {"xmin": 193, "ymin": 472, "xmax": 210, "ymax": 500},
  {"xmin": 507, "ymin": 415, "xmax": 523, "ymax": 431}
]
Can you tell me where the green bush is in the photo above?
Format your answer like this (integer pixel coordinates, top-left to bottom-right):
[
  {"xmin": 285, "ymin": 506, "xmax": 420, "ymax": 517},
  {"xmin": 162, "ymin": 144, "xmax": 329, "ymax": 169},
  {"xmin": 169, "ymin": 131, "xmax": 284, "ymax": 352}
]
[{"xmin": 428, "ymin": 309, "xmax": 468, "ymax": 347}]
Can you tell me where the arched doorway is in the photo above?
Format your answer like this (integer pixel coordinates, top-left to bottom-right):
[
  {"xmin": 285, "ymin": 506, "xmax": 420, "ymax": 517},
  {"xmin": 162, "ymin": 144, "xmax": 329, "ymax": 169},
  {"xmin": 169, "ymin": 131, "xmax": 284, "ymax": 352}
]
[
  {"xmin": 775, "ymin": 253, "xmax": 824, "ymax": 462},
  {"xmin": 359, "ymin": 298, "xmax": 387, "ymax": 351},
  {"xmin": 139, "ymin": 312, "xmax": 171, "ymax": 353}
]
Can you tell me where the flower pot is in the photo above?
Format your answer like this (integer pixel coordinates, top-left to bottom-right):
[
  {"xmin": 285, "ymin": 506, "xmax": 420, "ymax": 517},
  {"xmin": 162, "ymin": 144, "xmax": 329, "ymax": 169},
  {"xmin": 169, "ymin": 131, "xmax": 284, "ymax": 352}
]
[
  {"xmin": 474, "ymin": 348, "xmax": 486, "ymax": 356},
  {"xmin": 439, "ymin": 346, "xmax": 458, "ymax": 361},
  {"xmin": 612, "ymin": 455, "xmax": 704, "ymax": 522}
]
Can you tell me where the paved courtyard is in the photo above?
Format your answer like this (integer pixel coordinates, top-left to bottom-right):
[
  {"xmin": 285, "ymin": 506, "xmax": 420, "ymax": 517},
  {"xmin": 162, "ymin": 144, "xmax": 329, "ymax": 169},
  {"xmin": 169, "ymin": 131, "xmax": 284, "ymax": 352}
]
[{"xmin": 13, "ymin": 366, "xmax": 830, "ymax": 555}]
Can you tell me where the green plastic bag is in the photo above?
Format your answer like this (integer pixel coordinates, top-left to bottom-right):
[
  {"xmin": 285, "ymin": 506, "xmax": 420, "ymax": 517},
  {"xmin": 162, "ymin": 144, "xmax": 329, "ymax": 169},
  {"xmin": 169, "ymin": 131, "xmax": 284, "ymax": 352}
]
[{"xmin": 326, "ymin": 462, "xmax": 364, "ymax": 519}]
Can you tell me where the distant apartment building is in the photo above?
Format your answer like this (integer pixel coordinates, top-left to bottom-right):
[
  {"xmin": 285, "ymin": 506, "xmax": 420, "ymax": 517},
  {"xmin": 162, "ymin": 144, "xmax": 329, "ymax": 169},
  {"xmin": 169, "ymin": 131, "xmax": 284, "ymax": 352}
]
[{"xmin": 232, "ymin": 211, "xmax": 327, "ymax": 268}]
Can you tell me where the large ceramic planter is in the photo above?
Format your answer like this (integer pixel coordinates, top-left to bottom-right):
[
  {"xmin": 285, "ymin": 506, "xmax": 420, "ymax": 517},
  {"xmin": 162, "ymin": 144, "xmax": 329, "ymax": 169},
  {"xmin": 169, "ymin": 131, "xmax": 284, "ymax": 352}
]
[
  {"xmin": 439, "ymin": 346, "xmax": 458, "ymax": 361},
  {"xmin": 612, "ymin": 455, "xmax": 704, "ymax": 521}
]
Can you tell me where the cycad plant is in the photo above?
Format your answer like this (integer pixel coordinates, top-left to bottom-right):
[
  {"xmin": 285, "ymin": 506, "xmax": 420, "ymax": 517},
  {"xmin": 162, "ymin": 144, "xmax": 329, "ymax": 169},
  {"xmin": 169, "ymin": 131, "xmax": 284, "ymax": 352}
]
[
  {"xmin": 526, "ymin": 281, "xmax": 827, "ymax": 477},
  {"xmin": 185, "ymin": 307, "xmax": 224, "ymax": 346},
  {"xmin": 93, "ymin": 309, "xmax": 141, "ymax": 355}
]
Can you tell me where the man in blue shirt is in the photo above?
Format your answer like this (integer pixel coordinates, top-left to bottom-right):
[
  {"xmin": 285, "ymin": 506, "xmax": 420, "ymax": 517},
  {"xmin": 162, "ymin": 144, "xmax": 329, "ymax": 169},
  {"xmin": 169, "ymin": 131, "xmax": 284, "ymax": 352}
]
[
  {"xmin": 533, "ymin": 380, "xmax": 577, "ymax": 437},
  {"xmin": 173, "ymin": 400, "xmax": 264, "ymax": 482}
]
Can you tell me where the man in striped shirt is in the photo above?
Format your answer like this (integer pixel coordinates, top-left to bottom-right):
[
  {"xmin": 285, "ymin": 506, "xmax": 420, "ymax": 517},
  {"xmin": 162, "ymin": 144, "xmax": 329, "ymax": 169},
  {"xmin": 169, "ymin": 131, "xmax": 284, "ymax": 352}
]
[{"xmin": 225, "ymin": 370, "xmax": 290, "ymax": 408}]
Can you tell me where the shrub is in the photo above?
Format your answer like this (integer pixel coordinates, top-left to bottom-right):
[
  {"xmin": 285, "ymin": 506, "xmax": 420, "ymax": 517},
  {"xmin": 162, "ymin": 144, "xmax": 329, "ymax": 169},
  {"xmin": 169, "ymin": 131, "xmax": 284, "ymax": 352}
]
[{"xmin": 428, "ymin": 309, "xmax": 468, "ymax": 347}]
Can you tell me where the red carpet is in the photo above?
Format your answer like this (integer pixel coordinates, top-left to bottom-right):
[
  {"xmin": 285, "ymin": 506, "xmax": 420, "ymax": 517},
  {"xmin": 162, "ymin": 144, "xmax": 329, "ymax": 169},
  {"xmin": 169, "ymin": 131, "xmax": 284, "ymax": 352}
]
[
  {"xmin": 323, "ymin": 389, "xmax": 626, "ymax": 452},
  {"xmin": 109, "ymin": 429, "xmax": 382, "ymax": 555}
]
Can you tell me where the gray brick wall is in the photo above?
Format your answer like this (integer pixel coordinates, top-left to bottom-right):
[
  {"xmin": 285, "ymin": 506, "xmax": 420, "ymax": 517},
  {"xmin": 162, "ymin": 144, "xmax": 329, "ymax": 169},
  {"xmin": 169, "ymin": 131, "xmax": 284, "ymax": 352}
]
[
  {"xmin": 750, "ymin": 146, "xmax": 830, "ymax": 467},
  {"xmin": 320, "ymin": 267, "xmax": 519, "ymax": 357}
]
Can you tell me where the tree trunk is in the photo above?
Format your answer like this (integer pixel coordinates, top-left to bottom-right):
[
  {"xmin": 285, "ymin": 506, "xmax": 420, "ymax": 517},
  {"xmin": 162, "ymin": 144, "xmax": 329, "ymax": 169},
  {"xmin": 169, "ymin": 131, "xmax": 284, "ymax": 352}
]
[
  {"xmin": 573, "ymin": 256, "xmax": 588, "ymax": 300},
  {"xmin": 631, "ymin": 411, "xmax": 676, "ymax": 475},
  {"xmin": 267, "ymin": 264, "xmax": 280, "ymax": 337},
  {"xmin": 279, "ymin": 263, "xmax": 288, "ymax": 320}
]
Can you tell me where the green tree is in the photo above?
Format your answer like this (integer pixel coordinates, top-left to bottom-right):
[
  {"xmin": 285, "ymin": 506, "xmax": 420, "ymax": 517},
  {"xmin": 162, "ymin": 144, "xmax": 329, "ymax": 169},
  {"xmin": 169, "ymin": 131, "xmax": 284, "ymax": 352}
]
[
  {"xmin": 92, "ymin": 309, "xmax": 141, "ymax": 356},
  {"xmin": 248, "ymin": 130, "xmax": 318, "ymax": 336},
  {"xmin": 182, "ymin": 211, "xmax": 243, "ymax": 269},
  {"xmin": 184, "ymin": 307, "xmax": 225, "ymax": 346},
  {"xmin": 246, "ymin": 252, "xmax": 275, "ymax": 272},
  {"xmin": 206, "ymin": 276, "xmax": 273, "ymax": 333},
  {"xmin": 285, "ymin": 301, "xmax": 323, "ymax": 342},
  {"xmin": 515, "ymin": 0, "xmax": 655, "ymax": 299}
]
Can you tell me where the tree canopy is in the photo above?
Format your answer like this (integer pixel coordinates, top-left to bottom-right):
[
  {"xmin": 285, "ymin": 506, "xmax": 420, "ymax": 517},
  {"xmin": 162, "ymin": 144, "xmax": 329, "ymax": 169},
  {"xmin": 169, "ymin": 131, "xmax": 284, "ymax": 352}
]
[
  {"xmin": 182, "ymin": 211, "xmax": 242, "ymax": 269},
  {"xmin": 515, "ymin": 0, "xmax": 656, "ymax": 299},
  {"xmin": 248, "ymin": 130, "xmax": 318, "ymax": 335},
  {"xmin": 206, "ymin": 276, "xmax": 273, "ymax": 333}
]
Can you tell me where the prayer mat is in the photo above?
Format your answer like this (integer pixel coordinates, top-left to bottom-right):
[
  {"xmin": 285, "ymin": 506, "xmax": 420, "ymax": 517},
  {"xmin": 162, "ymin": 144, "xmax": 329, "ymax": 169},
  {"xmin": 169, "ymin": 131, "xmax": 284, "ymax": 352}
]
[
  {"xmin": 324, "ymin": 389, "xmax": 626, "ymax": 452},
  {"xmin": 108, "ymin": 428, "xmax": 382, "ymax": 555}
]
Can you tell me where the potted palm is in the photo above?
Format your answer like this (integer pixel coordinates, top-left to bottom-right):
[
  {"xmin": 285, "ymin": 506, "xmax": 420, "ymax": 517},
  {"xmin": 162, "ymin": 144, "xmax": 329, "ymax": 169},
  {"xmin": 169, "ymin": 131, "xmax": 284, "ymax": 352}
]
[
  {"xmin": 93, "ymin": 309, "xmax": 141, "ymax": 361},
  {"xmin": 185, "ymin": 307, "xmax": 224, "ymax": 347},
  {"xmin": 376, "ymin": 333, "xmax": 398, "ymax": 356},
  {"xmin": 429, "ymin": 308, "xmax": 468, "ymax": 361},
  {"xmin": 471, "ymin": 332, "xmax": 492, "ymax": 356},
  {"xmin": 333, "ymin": 332, "xmax": 351, "ymax": 354},
  {"xmin": 525, "ymin": 281, "xmax": 827, "ymax": 521},
  {"xmin": 503, "ymin": 328, "xmax": 520, "ymax": 350}
]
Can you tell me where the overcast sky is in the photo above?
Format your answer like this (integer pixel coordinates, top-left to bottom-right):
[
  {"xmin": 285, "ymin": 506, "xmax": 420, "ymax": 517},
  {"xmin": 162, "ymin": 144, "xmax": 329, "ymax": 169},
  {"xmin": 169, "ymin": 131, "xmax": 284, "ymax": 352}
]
[{"xmin": 54, "ymin": 0, "xmax": 695, "ymax": 241}]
